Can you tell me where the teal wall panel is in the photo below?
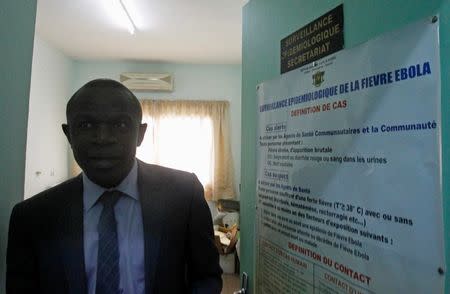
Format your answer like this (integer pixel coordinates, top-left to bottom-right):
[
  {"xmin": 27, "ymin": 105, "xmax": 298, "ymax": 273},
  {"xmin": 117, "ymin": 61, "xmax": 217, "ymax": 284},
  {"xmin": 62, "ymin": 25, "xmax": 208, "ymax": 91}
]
[
  {"xmin": 241, "ymin": 0, "xmax": 449, "ymax": 292},
  {"xmin": 0, "ymin": 1, "xmax": 37, "ymax": 292},
  {"xmin": 440, "ymin": 1, "xmax": 450, "ymax": 293}
]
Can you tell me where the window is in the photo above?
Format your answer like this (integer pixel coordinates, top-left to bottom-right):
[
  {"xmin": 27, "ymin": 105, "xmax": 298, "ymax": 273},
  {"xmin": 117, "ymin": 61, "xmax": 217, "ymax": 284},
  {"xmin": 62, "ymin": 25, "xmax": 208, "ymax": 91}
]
[
  {"xmin": 137, "ymin": 100, "xmax": 236, "ymax": 200},
  {"xmin": 136, "ymin": 115, "xmax": 213, "ymax": 189}
]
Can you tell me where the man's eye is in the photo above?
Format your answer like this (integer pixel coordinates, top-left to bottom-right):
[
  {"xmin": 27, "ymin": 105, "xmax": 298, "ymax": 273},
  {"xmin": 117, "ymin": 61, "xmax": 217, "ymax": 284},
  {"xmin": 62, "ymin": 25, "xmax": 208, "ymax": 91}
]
[
  {"xmin": 79, "ymin": 122, "xmax": 93, "ymax": 129},
  {"xmin": 114, "ymin": 121, "xmax": 128, "ymax": 128}
]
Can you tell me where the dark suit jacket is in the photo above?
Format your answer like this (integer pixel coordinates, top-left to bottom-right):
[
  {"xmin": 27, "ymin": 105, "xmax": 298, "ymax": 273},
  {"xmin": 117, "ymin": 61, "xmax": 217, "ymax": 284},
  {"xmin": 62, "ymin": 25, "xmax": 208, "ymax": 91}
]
[{"xmin": 6, "ymin": 160, "xmax": 222, "ymax": 294}]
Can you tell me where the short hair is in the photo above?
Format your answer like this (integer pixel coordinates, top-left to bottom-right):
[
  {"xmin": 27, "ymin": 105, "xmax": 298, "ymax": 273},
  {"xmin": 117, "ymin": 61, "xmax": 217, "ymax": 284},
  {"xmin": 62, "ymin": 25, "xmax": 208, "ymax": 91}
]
[{"xmin": 66, "ymin": 78, "xmax": 142, "ymax": 122}]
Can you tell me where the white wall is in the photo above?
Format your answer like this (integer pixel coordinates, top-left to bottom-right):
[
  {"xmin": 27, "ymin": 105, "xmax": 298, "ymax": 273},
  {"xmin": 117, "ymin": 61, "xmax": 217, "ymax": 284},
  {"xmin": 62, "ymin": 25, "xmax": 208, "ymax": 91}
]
[
  {"xmin": 24, "ymin": 35, "xmax": 72, "ymax": 199},
  {"xmin": 73, "ymin": 61, "xmax": 242, "ymax": 197}
]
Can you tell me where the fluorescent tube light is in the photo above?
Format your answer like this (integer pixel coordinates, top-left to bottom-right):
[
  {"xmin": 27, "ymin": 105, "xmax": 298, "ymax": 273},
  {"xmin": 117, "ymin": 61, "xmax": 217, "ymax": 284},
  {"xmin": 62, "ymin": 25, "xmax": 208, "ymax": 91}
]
[{"xmin": 118, "ymin": 0, "xmax": 137, "ymax": 34}]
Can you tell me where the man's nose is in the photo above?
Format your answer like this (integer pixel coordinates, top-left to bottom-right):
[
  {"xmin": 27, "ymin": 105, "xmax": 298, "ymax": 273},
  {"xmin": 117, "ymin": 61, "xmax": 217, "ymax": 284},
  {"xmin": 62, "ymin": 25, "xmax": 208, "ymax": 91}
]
[{"xmin": 94, "ymin": 124, "xmax": 116, "ymax": 144}]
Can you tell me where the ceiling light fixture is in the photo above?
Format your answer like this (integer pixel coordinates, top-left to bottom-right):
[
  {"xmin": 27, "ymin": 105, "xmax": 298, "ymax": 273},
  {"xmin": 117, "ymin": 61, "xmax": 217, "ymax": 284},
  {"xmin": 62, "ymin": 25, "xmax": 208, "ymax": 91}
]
[{"xmin": 118, "ymin": 0, "xmax": 137, "ymax": 34}]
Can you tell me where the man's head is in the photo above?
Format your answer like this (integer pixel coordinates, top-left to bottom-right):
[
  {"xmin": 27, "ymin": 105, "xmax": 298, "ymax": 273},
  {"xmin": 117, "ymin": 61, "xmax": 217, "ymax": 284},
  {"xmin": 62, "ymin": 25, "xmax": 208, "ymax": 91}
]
[{"xmin": 62, "ymin": 79, "xmax": 147, "ymax": 188}]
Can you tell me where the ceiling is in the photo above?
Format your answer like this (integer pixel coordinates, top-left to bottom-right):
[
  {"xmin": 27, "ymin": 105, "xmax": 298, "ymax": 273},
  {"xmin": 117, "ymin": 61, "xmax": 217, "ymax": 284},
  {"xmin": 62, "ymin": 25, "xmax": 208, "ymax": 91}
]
[{"xmin": 35, "ymin": 0, "xmax": 246, "ymax": 64}]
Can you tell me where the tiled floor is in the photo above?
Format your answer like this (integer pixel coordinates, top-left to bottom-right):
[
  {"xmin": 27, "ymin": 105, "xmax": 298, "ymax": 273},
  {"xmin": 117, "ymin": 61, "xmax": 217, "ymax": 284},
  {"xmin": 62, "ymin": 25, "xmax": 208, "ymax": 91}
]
[{"xmin": 221, "ymin": 274, "xmax": 240, "ymax": 294}]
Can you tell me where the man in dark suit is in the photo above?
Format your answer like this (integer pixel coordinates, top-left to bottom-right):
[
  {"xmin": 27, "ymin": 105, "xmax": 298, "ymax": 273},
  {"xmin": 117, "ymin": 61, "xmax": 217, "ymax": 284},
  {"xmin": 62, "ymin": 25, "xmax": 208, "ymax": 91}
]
[{"xmin": 6, "ymin": 79, "xmax": 222, "ymax": 294}]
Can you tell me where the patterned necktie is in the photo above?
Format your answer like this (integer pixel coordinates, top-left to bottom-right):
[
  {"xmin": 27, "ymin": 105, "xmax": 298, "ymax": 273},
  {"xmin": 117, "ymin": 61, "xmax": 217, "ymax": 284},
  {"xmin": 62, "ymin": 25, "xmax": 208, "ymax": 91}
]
[{"xmin": 96, "ymin": 190, "xmax": 122, "ymax": 294}]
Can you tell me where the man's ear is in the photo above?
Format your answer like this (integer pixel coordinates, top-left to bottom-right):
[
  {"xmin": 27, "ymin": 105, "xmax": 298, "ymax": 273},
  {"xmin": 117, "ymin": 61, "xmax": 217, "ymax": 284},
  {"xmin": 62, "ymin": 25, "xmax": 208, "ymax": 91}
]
[
  {"xmin": 62, "ymin": 124, "xmax": 72, "ymax": 144},
  {"xmin": 137, "ymin": 123, "xmax": 147, "ymax": 146}
]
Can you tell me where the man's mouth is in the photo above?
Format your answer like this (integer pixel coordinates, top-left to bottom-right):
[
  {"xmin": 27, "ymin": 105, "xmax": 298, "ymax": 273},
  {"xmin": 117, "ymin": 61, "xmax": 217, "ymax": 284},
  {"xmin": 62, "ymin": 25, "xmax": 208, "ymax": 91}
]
[{"xmin": 88, "ymin": 156, "xmax": 121, "ymax": 169}]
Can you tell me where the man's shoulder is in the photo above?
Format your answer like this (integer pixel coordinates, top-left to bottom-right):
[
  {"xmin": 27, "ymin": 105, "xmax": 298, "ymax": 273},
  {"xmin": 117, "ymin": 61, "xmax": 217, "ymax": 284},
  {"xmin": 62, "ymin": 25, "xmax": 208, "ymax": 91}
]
[
  {"xmin": 15, "ymin": 176, "xmax": 82, "ymax": 212},
  {"xmin": 138, "ymin": 160, "xmax": 195, "ymax": 181},
  {"xmin": 137, "ymin": 161, "xmax": 203, "ymax": 198}
]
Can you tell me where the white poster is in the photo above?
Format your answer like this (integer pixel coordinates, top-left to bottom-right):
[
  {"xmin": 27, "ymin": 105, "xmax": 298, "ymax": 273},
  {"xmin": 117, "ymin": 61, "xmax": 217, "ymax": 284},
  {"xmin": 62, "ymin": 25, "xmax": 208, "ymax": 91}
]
[{"xmin": 256, "ymin": 18, "xmax": 444, "ymax": 294}]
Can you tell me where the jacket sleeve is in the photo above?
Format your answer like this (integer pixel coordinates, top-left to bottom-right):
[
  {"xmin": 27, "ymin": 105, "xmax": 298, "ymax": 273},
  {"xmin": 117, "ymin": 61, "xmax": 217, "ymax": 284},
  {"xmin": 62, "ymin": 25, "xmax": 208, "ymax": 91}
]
[
  {"xmin": 6, "ymin": 203, "xmax": 40, "ymax": 293},
  {"xmin": 186, "ymin": 174, "xmax": 223, "ymax": 294}
]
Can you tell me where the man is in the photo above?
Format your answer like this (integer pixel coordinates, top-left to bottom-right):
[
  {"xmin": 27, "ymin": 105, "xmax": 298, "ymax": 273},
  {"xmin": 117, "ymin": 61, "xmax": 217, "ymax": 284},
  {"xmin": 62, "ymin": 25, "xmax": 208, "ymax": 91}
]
[{"xmin": 6, "ymin": 79, "xmax": 222, "ymax": 294}]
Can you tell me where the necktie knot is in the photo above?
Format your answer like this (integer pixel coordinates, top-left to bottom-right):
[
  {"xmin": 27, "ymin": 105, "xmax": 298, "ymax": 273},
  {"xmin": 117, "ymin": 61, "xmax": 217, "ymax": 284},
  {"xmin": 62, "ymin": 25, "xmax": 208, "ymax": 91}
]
[{"xmin": 98, "ymin": 190, "xmax": 122, "ymax": 208}]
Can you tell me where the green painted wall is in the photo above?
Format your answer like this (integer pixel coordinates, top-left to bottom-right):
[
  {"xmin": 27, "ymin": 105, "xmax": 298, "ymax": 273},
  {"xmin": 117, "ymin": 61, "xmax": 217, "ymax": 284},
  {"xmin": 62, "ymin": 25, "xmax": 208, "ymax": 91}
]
[
  {"xmin": 241, "ymin": 0, "xmax": 450, "ymax": 292},
  {"xmin": 0, "ymin": 1, "xmax": 37, "ymax": 292}
]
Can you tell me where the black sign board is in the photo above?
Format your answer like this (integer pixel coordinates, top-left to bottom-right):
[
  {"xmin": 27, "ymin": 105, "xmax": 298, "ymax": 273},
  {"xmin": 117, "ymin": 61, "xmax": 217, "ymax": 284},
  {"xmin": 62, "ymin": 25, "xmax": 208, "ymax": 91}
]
[{"xmin": 280, "ymin": 5, "xmax": 344, "ymax": 74}]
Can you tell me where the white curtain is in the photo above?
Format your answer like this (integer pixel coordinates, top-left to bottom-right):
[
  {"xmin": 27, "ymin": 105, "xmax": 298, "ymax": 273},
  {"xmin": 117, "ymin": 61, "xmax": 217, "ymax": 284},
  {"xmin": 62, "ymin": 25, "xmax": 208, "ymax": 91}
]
[{"xmin": 138, "ymin": 100, "xmax": 236, "ymax": 200}]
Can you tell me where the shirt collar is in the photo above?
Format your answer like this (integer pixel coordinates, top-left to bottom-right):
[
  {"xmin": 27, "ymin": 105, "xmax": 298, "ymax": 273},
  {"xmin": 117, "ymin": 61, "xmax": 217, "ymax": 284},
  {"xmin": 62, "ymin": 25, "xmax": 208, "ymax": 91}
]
[{"xmin": 83, "ymin": 160, "xmax": 139, "ymax": 211}]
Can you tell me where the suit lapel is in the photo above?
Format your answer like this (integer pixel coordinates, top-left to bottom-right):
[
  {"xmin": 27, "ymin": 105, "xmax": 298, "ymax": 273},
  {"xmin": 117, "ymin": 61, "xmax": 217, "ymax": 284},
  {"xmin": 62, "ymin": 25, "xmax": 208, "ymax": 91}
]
[
  {"xmin": 138, "ymin": 161, "xmax": 166, "ymax": 294},
  {"xmin": 57, "ymin": 176, "xmax": 88, "ymax": 294}
]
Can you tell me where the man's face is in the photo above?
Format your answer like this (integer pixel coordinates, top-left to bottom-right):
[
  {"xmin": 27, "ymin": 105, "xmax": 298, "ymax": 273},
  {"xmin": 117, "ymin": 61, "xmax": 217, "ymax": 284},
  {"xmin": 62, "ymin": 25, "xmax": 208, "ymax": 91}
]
[{"xmin": 62, "ymin": 86, "xmax": 146, "ymax": 188}]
